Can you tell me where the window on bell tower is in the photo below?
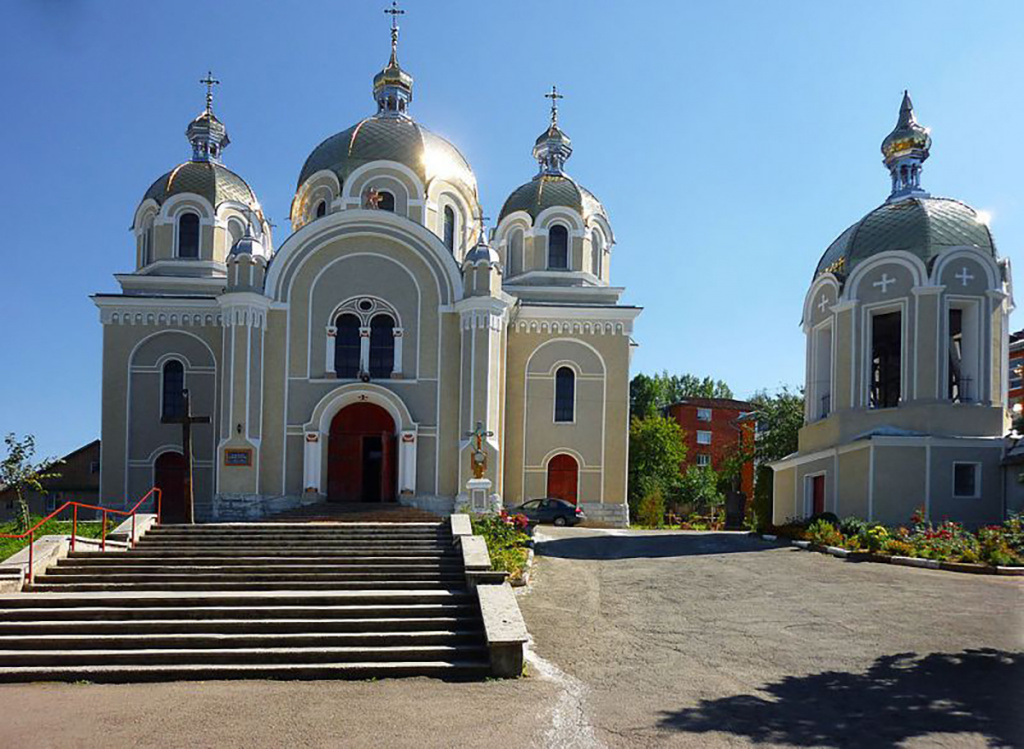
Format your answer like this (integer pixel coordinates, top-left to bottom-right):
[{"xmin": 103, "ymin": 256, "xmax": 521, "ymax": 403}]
[
  {"xmin": 549, "ymin": 225, "xmax": 569, "ymax": 270},
  {"xmin": 177, "ymin": 212, "xmax": 200, "ymax": 259}
]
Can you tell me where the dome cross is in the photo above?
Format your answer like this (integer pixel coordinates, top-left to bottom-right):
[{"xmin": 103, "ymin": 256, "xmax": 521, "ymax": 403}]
[
  {"xmin": 385, "ymin": 1, "xmax": 405, "ymax": 55},
  {"xmin": 545, "ymin": 85, "xmax": 564, "ymax": 126},
  {"xmin": 200, "ymin": 71, "xmax": 220, "ymax": 114}
]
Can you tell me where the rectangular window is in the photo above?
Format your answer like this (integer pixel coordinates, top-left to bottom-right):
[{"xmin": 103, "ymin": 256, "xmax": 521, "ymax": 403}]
[
  {"xmin": 870, "ymin": 311, "xmax": 901, "ymax": 409},
  {"xmin": 696, "ymin": 454, "xmax": 711, "ymax": 468},
  {"xmin": 90, "ymin": 461, "xmax": 100, "ymax": 475},
  {"xmin": 696, "ymin": 431, "xmax": 712, "ymax": 445},
  {"xmin": 697, "ymin": 408, "xmax": 712, "ymax": 422},
  {"xmin": 952, "ymin": 462, "xmax": 980, "ymax": 499},
  {"xmin": 1010, "ymin": 357, "xmax": 1024, "ymax": 392}
]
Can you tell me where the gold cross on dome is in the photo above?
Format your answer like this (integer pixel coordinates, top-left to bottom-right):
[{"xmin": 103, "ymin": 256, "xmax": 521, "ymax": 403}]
[
  {"xmin": 544, "ymin": 85, "xmax": 564, "ymax": 125},
  {"xmin": 384, "ymin": 1, "xmax": 405, "ymax": 28},
  {"xmin": 200, "ymin": 71, "xmax": 220, "ymax": 113}
]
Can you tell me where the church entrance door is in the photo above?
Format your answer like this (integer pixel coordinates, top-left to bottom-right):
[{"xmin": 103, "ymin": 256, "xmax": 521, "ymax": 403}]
[
  {"xmin": 154, "ymin": 451, "xmax": 188, "ymax": 524},
  {"xmin": 546, "ymin": 454, "xmax": 579, "ymax": 505},
  {"xmin": 327, "ymin": 403, "xmax": 397, "ymax": 503}
]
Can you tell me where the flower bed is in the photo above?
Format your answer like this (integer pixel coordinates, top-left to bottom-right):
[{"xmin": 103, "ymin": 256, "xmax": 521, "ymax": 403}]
[
  {"xmin": 470, "ymin": 511, "xmax": 532, "ymax": 584},
  {"xmin": 767, "ymin": 510, "xmax": 1024, "ymax": 570}
]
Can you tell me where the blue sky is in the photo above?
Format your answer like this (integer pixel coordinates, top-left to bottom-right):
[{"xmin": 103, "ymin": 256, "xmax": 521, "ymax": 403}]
[{"xmin": 1, "ymin": 0, "xmax": 1022, "ymax": 459}]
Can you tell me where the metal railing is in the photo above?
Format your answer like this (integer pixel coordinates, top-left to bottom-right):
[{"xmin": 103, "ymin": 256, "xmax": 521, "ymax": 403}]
[{"xmin": 0, "ymin": 488, "xmax": 162, "ymax": 585}]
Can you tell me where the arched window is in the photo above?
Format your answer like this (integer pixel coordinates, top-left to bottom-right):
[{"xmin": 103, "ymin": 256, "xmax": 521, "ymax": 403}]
[
  {"xmin": 378, "ymin": 191, "xmax": 395, "ymax": 212},
  {"xmin": 315, "ymin": 200, "xmax": 327, "ymax": 218},
  {"xmin": 554, "ymin": 366, "xmax": 575, "ymax": 422},
  {"xmin": 591, "ymin": 231, "xmax": 603, "ymax": 278},
  {"xmin": 161, "ymin": 360, "xmax": 185, "ymax": 420},
  {"xmin": 369, "ymin": 314, "xmax": 395, "ymax": 378},
  {"xmin": 141, "ymin": 216, "xmax": 154, "ymax": 266},
  {"xmin": 334, "ymin": 315, "xmax": 361, "ymax": 378},
  {"xmin": 548, "ymin": 224, "xmax": 569, "ymax": 270},
  {"xmin": 177, "ymin": 212, "xmax": 200, "ymax": 258},
  {"xmin": 508, "ymin": 229, "xmax": 523, "ymax": 276},
  {"xmin": 443, "ymin": 206, "xmax": 456, "ymax": 252},
  {"xmin": 227, "ymin": 219, "xmax": 245, "ymax": 248}
]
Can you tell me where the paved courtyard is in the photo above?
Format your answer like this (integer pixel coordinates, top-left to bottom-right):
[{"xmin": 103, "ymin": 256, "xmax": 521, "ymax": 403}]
[{"xmin": 0, "ymin": 529, "xmax": 1020, "ymax": 747}]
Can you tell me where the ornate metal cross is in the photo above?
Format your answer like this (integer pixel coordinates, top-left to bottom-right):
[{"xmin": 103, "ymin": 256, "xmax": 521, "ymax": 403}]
[
  {"xmin": 384, "ymin": 0, "xmax": 405, "ymax": 28},
  {"xmin": 200, "ymin": 71, "xmax": 220, "ymax": 113},
  {"xmin": 161, "ymin": 389, "xmax": 210, "ymax": 524},
  {"xmin": 545, "ymin": 85, "xmax": 564, "ymax": 125},
  {"xmin": 465, "ymin": 421, "xmax": 494, "ymax": 452}
]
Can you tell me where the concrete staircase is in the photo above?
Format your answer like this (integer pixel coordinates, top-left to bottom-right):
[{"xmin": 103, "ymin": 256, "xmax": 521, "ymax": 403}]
[{"xmin": 0, "ymin": 522, "xmax": 491, "ymax": 682}]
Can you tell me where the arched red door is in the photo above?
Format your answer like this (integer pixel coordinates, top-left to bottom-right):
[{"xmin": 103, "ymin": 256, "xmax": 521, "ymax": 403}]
[
  {"xmin": 546, "ymin": 454, "xmax": 579, "ymax": 505},
  {"xmin": 328, "ymin": 403, "xmax": 397, "ymax": 503},
  {"xmin": 154, "ymin": 451, "xmax": 187, "ymax": 523}
]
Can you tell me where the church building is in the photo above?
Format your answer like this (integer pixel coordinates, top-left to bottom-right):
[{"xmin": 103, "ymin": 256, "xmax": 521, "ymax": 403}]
[
  {"xmin": 771, "ymin": 94, "xmax": 1015, "ymax": 527},
  {"xmin": 92, "ymin": 15, "xmax": 639, "ymax": 526}
]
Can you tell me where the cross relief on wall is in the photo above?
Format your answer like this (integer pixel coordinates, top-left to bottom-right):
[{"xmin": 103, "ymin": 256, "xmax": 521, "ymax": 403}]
[
  {"xmin": 873, "ymin": 273, "xmax": 896, "ymax": 294},
  {"xmin": 955, "ymin": 267, "xmax": 975, "ymax": 287}
]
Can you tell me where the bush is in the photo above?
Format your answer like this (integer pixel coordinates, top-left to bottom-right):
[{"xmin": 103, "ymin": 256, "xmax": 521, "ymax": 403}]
[
  {"xmin": 636, "ymin": 487, "xmax": 666, "ymax": 527},
  {"xmin": 750, "ymin": 464, "xmax": 774, "ymax": 533},
  {"xmin": 839, "ymin": 516, "xmax": 868, "ymax": 538},
  {"xmin": 859, "ymin": 525, "xmax": 890, "ymax": 552},
  {"xmin": 808, "ymin": 511, "xmax": 840, "ymax": 527},
  {"xmin": 471, "ymin": 511, "xmax": 531, "ymax": 582},
  {"xmin": 807, "ymin": 518, "xmax": 843, "ymax": 547},
  {"xmin": 882, "ymin": 538, "xmax": 915, "ymax": 557}
]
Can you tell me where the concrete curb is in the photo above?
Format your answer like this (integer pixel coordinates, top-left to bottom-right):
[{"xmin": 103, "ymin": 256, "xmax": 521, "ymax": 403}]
[{"xmin": 752, "ymin": 533, "xmax": 1021, "ymax": 577}]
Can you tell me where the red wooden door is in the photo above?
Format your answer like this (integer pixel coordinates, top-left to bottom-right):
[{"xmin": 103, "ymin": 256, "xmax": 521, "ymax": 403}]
[
  {"xmin": 154, "ymin": 452, "xmax": 187, "ymax": 523},
  {"xmin": 812, "ymin": 475, "xmax": 825, "ymax": 515},
  {"xmin": 327, "ymin": 403, "xmax": 396, "ymax": 503},
  {"xmin": 546, "ymin": 454, "xmax": 579, "ymax": 505}
]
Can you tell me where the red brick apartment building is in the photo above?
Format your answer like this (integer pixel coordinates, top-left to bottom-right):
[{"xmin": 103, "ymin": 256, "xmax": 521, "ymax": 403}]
[
  {"xmin": 1010, "ymin": 330, "xmax": 1024, "ymax": 409},
  {"xmin": 665, "ymin": 398, "xmax": 756, "ymax": 498}
]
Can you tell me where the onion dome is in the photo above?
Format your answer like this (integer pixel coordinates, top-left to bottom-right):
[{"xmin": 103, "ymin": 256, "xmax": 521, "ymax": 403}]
[
  {"xmin": 881, "ymin": 91, "xmax": 932, "ymax": 201},
  {"xmin": 295, "ymin": 10, "xmax": 476, "ymax": 204},
  {"xmin": 229, "ymin": 224, "xmax": 266, "ymax": 258},
  {"xmin": 814, "ymin": 93, "xmax": 994, "ymax": 280},
  {"xmin": 464, "ymin": 226, "xmax": 501, "ymax": 268},
  {"xmin": 498, "ymin": 87, "xmax": 607, "ymax": 224},
  {"xmin": 136, "ymin": 74, "xmax": 261, "ymax": 224},
  {"xmin": 815, "ymin": 198, "xmax": 995, "ymax": 278}
]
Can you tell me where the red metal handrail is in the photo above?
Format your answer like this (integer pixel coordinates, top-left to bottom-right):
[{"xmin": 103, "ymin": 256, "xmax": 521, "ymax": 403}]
[{"xmin": 0, "ymin": 488, "xmax": 162, "ymax": 586}]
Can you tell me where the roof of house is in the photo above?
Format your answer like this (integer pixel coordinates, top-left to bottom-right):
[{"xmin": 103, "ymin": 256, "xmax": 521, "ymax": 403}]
[{"xmin": 666, "ymin": 397, "xmax": 756, "ymax": 412}]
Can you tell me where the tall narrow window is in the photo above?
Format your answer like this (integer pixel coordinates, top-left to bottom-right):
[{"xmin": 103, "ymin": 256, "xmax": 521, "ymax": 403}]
[
  {"xmin": 870, "ymin": 311, "xmax": 901, "ymax": 409},
  {"xmin": 162, "ymin": 360, "xmax": 185, "ymax": 420},
  {"xmin": 443, "ymin": 206, "xmax": 456, "ymax": 252},
  {"xmin": 555, "ymin": 367, "xmax": 575, "ymax": 422},
  {"xmin": 227, "ymin": 219, "xmax": 244, "ymax": 249},
  {"xmin": 315, "ymin": 200, "xmax": 327, "ymax": 218},
  {"xmin": 369, "ymin": 315, "xmax": 395, "ymax": 378},
  {"xmin": 378, "ymin": 191, "xmax": 395, "ymax": 212},
  {"xmin": 591, "ymin": 231, "xmax": 603, "ymax": 278},
  {"xmin": 177, "ymin": 212, "xmax": 200, "ymax": 258},
  {"xmin": 948, "ymin": 308, "xmax": 964, "ymax": 402},
  {"xmin": 548, "ymin": 225, "xmax": 569, "ymax": 269},
  {"xmin": 334, "ymin": 314, "xmax": 361, "ymax": 378},
  {"xmin": 508, "ymin": 229, "xmax": 523, "ymax": 276},
  {"xmin": 141, "ymin": 216, "xmax": 154, "ymax": 266},
  {"xmin": 813, "ymin": 323, "xmax": 834, "ymax": 419}
]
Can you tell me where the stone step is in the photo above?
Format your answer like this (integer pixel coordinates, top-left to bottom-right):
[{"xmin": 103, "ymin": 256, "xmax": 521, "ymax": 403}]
[
  {"xmin": 0, "ymin": 615, "xmax": 478, "ymax": 634},
  {"xmin": 60, "ymin": 555, "xmax": 459, "ymax": 567},
  {"xmin": 150, "ymin": 524, "xmax": 444, "ymax": 533},
  {"xmin": 1, "ymin": 590, "xmax": 472, "ymax": 609},
  {"xmin": 0, "ymin": 660, "xmax": 490, "ymax": 683},
  {"xmin": 143, "ymin": 529, "xmax": 452, "ymax": 538},
  {"xmin": 127, "ymin": 543, "xmax": 451, "ymax": 552},
  {"xmin": 71, "ymin": 549, "xmax": 458, "ymax": 560},
  {"xmin": 27, "ymin": 581, "xmax": 466, "ymax": 593},
  {"xmin": 0, "ymin": 603, "xmax": 476, "ymax": 621},
  {"xmin": 34, "ymin": 572, "xmax": 466, "ymax": 584},
  {"xmin": 0, "ymin": 629, "xmax": 485, "ymax": 650},
  {"xmin": 53, "ymin": 563, "xmax": 462, "ymax": 575},
  {"xmin": 0, "ymin": 644, "xmax": 489, "ymax": 667}
]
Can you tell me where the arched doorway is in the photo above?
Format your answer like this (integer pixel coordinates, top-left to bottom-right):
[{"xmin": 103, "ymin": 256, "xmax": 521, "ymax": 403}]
[
  {"xmin": 327, "ymin": 402, "xmax": 397, "ymax": 503},
  {"xmin": 154, "ymin": 451, "xmax": 187, "ymax": 523},
  {"xmin": 546, "ymin": 454, "xmax": 579, "ymax": 505}
]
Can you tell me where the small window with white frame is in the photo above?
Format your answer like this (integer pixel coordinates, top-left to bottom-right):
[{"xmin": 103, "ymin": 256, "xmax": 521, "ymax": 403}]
[
  {"xmin": 696, "ymin": 453, "xmax": 711, "ymax": 468},
  {"xmin": 697, "ymin": 407, "xmax": 712, "ymax": 422},
  {"xmin": 696, "ymin": 430, "xmax": 712, "ymax": 445},
  {"xmin": 952, "ymin": 462, "xmax": 980, "ymax": 499}
]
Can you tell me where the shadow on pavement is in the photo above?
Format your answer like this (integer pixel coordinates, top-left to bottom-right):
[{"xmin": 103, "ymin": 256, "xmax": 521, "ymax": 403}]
[
  {"xmin": 535, "ymin": 531, "xmax": 774, "ymax": 560},
  {"xmin": 658, "ymin": 648, "xmax": 1023, "ymax": 747}
]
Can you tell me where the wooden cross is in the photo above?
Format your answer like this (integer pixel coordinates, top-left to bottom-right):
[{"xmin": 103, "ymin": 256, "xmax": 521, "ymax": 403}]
[
  {"xmin": 545, "ymin": 85, "xmax": 564, "ymax": 125},
  {"xmin": 200, "ymin": 71, "xmax": 220, "ymax": 113},
  {"xmin": 161, "ymin": 388, "xmax": 210, "ymax": 524}
]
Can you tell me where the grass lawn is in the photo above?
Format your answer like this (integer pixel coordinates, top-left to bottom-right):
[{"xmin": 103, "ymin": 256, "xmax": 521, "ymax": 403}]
[{"xmin": 0, "ymin": 517, "xmax": 111, "ymax": 562}]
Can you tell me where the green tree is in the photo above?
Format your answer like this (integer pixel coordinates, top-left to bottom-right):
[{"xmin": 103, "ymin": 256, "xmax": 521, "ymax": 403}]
[
  {"xmin": 675, "ymin": 465, "xmax": 725, "ymax": 516},
  {"xmin": 627, "ymin": 415, "xmax": 687, "ymax": 518},
  {"xmin": 629, "ymin": 371, "xmax": 734, "ymax": 418},
  {"xmin": 0, "ymin": 434, "xmax": 62, "ymax": 533},
  {"xmin": 747, "ymin": 387, "xmax": 805, "ymax": 531}
]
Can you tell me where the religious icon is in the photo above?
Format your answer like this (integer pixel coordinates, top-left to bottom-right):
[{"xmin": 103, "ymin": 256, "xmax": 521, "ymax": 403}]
[
  {"xmin": 465, "ymin": 421, "xmax": 493, "ymax": 480},
  {"xmin": 365, "ymin": 187, "xmax": 384, "ymax": 210}
]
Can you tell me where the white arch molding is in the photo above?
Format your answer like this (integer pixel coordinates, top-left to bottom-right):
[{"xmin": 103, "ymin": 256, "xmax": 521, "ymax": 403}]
[{"xmin": 301, "ymin": 384, "xmax": 419, "ymax": 497}]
